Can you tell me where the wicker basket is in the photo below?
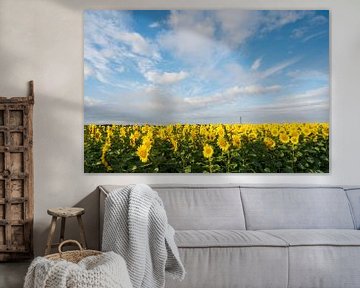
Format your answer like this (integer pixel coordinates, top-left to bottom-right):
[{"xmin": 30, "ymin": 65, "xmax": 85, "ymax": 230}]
[{"xmin": 45, "ymin": 240, "xmax": 102, "ymax": 263}]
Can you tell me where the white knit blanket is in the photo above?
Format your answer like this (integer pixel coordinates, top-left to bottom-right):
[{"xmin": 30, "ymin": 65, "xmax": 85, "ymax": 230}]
[
  {"xmin": 24, "ymin": 251, "xmax": 133, "ymax": 288},
  {"xmin": 102, "ymin": 184, "xmax": 185, "ymax": 288}
]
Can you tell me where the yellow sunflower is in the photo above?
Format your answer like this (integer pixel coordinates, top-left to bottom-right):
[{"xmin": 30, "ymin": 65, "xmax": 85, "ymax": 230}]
[
  {"xmin": 142, "ymin": 136, "xmax": 152, "ymax": 150},
  {"xmin": 136, "ymin": 144, "xmax": 150, "ymax": 163},
  {"xmin": 290, "ymin": 136, "xmax": 299, "ymax": 145},
  {"xmin": 232, "ymin": 134, "xmax": 241, "ymax": 148},
  {"xmin": 271, "ymin": 128, "xmax": 279, "ymax": 137},
  {"xmin": 217, "ymin": 137, "xmax": 230, "ymax": 152},
  {"xmin": 302, "ymin": 127, "xmax": 311, "ymax": 137},
  {"xmin": 322, "ymin": 126, "xmax": 329, "ymax": 137},
  {"xmin": 203, "ymin": 144, "xmax": 214, "ymax": 159},
  {"xmin": 279, "ymin": 133, "xmax": 290, "ymax": 144},
  {"xmin": 264, "ymin": 137, "xmax": 276, "ymax": 149},
  {"xmin": 170, "ymin": 138, "xmax": 178, "ymax": 152}
]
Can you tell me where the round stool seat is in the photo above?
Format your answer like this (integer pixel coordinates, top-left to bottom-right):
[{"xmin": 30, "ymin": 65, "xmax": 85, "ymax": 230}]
[
  {"xmin": 47, "ymin": 207, "xmax": 85, "ymax": 218},
  {"xmin": 45, "ymin": 207, "xmax": 88, "ymax": 255}
]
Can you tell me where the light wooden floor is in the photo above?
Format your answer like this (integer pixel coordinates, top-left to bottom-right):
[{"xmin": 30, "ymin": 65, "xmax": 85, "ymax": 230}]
[{"xmin": 0, "ymin": 261, "xmax": 30, "ymax": 288}]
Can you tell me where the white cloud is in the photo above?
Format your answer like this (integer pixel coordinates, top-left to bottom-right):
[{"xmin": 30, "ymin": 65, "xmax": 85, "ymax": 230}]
[
  {"xmin": 302, "ymin": 31, "xmax": 327, "ymax": 42},
  {"xmin": 84, "ymin": 13, "xmax": 128, "ymax": 84},
  {"xmin": 145, "ymin": 70, "xmax": 189, "ymax": 84},
  {"xmin": 116, "ymin": 65, "xmax": 125, "ymax": 73},
  {"xmin": 247, "ymin": 99, "xmax": 329, "ymax": 114},
  {"xmin": 239, "ymin": 85, "xmax": 281, "ymax": 94},
  {"xmin": 168, "ymin": 11, "xmax": 216, "ymax": 38},
  {"xmin": 166, "ymin": 11, "xmax": 308, "ymax": 49},
  {"xmin": 290, "ymin": 86, "xmax": 328, "ymax": 100},
  {"xmin": 117, "ymin": 32, "xmax": 160, "ymax": 59},
  {"xmin": 258, "ymin": 58, "xmax": 299, "ymax": 79},
  {"xmin": 158, "ymin": 13, "xmax": 233, "ymax": 95},
  {"xmin": 84, "ymin": 11, "xmax": 161, "ymax": 85},
  {"xmin": 184, "ymin": 85, "xmax": 281, "ymax": 106},
  {"xmin": 84, "ymin": 87, "xmax": 187, "ymax": 124},
  {"xmin": 213, "ymin": 10, "xmax": 262, "ymax": 47},
  {"xmin": 84, "ymin": 64, "xmax": 93, "ymax": 79},
  {"xmin": 251, "ymin": 58, "xmax": 262, "ymax": 71},
  {"xmin": 85, "ymin": 86, "xmax": 329, "ymax": 125},
  {"xmin": 157, "ymin": 11, "xmax": 306, "ymax": 99},
  {"xmin": 183, "ymin": 86, "xmax": 327, "ymax": 117},
  {"xmin": 290, "ymin": 13, "xmax": 328, "ymax": 41},
  {"xmin": 149, "ymin": 22, "xmax": 160, "ymax": 28},
  {"xmin": 261, "ymin": 11, "xmax": 308, "ymax": 33},
  {"xmin": 201, "ymin": 86, "xmax": 329, "ymax": 124},
  {"xmin": 291, "ymin": 27, "xmax": 307, "ymax": 39},
  {"xmin": 242, "ymin": 87, "xmax": 329, "ymax": 113},
  {"xmin": 164, "ymin": 10, "xmax": 262, "ymax": 50},
  {"xmin": 158, "ymin": 29, "xmax": 229, "ymax": 65},
  {"xmin": 164, "ymin": 10, "xmax": 310, "ymax": 50},
  {"xmin": 288, "ymin": 69, "xmax": 328, "ymax": 81},
  {"xmin": 84, "ymin": 45, "xmax": 115, "ymax": 84},
  {"xmin": 309, "ymin": 14, "xmax": 328, "ymax": 25},
  {"xmin": 84, "ymin": 96, "xmax": 103, "ymax": 108}
]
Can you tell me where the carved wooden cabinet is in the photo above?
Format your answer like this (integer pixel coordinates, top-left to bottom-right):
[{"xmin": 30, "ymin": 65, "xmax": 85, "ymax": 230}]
[{"xmin": 0, "ymin": 81, "xmax": 34, "ymax": 261}]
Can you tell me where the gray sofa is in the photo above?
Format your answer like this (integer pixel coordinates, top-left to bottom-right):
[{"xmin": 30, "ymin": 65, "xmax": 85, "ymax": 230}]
[{"xmin": 99, "ymin": 185, "xmax": 360, "ymax": 288}]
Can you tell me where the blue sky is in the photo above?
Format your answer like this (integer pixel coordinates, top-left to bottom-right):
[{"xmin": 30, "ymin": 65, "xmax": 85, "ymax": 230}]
[{"xmin": 84, "ymin": 10, "xmax": 329, "ymax": 124}]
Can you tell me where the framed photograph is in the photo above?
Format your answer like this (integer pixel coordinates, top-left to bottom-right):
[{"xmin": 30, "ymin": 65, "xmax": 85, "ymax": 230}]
[{"xmin": 84, "ymin": 10, "xmax": 329, "ymax": 173}]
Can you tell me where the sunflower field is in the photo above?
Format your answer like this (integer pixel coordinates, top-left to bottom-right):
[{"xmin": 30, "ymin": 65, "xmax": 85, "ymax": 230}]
[{"xmin": 84, "ymin": 123, "xmax": 329, "ymax": 173}]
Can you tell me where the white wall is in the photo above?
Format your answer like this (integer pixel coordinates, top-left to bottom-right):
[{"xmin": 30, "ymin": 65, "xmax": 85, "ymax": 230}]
[{"xmin": 0, "ymin": 0, "xmax": 359, "ymax": 256}]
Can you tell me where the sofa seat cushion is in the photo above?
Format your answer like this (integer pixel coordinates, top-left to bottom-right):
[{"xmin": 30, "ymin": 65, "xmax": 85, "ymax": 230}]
[
  {"xmin": 260, "ymin": 230, "xmax": 360, "ymax": 288},
  {"xmin": 175, "ymin": 230, "xmax": 288, "ymax": 248},
  {"xmin": 166, "ymin": 246, "xmax": 289, "ymax": 288},
  {"xmin": 262, "ymin": 229, "xmax": 360, "ymax": 246}
]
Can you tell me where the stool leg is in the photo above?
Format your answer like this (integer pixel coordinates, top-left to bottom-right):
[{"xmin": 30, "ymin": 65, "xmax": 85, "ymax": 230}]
[
  {"xmin": 77, "ymin": 215, "xmax": 87, "ymax": 249},
  {"xmin": 60, "ymin": 217, "xmax": 66, "ymax": 243},
  {"xmin": 45, "ymin": 216, "xmax": 57, "ymax": 255}
]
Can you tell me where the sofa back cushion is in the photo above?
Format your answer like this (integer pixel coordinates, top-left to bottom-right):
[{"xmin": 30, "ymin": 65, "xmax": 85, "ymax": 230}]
[
  {"xmin": 240, "ymin": 187, "xmax": 355, "ymax": 230},
  {"xmin": 153, "ymin": 186, "xmax": 246, "ymax": 230},
  {"xmin": 345, "ymin": 188, "xmax": 360, "ymax": 229}
]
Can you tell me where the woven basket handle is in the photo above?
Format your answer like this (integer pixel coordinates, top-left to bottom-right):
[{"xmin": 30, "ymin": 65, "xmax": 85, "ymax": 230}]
[{"xmin": 58, "ymin": 240, "xmax": 83, "ymax": 255}]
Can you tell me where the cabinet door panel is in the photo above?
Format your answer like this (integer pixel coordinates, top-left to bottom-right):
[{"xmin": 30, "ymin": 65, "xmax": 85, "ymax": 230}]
[{"xmin": 0, "ymin": 94, "xmax": 33, "ymax": 261}]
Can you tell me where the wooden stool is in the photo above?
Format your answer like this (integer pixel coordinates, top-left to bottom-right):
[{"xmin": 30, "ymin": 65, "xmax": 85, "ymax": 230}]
[{"xmin": 45, "ymin": 207, "xmax": 87, "ymax": 255}]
